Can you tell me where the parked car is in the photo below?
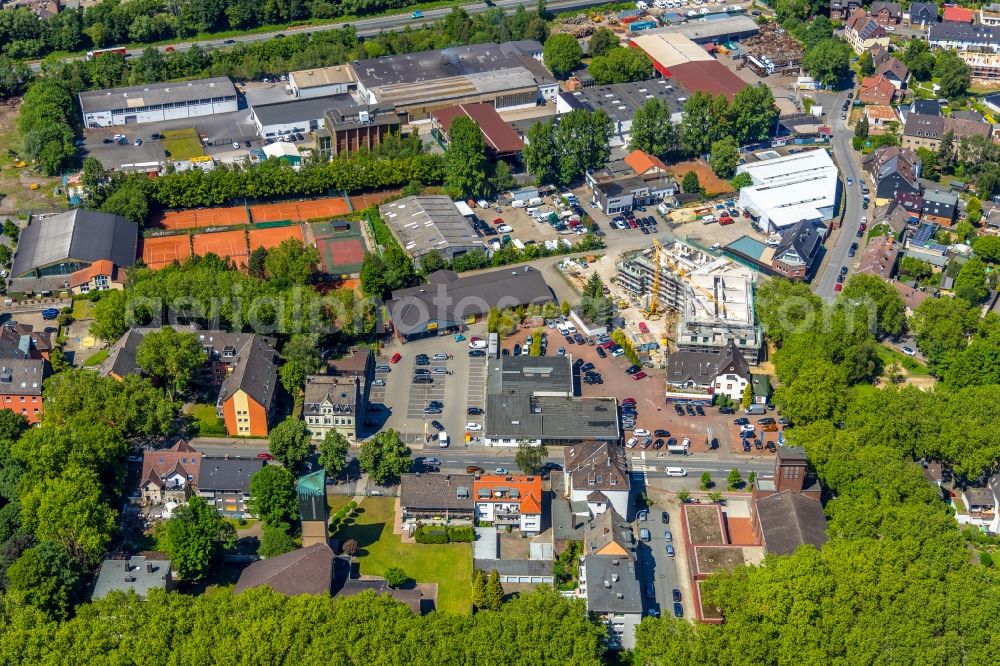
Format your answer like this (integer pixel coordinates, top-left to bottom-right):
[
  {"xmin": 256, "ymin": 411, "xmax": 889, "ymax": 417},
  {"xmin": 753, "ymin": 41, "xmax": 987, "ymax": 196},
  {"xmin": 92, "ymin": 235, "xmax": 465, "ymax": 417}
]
[
  {"xmin": 734, "ymin": 417, "xmax": 749, "ymax": 426},
  {"xmin": 662, "ymin": 511, "xmax": 670, "ymax": 525},
  {"xmin": 413, "ymin": 368, "xmax": 430, "ymax": 375},
  {"xmin": 390, "ymin": 352, "xmax": 402, "ymax": 363},
  {"xmin": 467, "ymin": 407, "xmax": 483, "ymax": 415},
  {"xmin": 626, "ymin": 365, "xmax": 641, "ymax": 375},
  {"xmin": 494, "ymin": 467, "xmax": 508, "ymax": 475},
  {"xmin": 413, "ymin": 376, "xmax": 433, "ymax": 384},
  {"xmin": 633, "ymin": 428, "xmax": 650, "ymax": 437},
  {"xmin": 718, "ymin": 405, "xmax": 735, "ymax": 414},
  {"xmin": 467, "ymin": 465, "xmax": 485, "ymax": 475},
  {"xmin": 639, "ymin": 527, "xmax": 651, "ymax": 542},
  {"xmin": 469, "ymin": 349, "xmax": 486, "ymax": 357},
  {"xmin": 672, "ymin": 588, "xmax": 681, "ymax": 602},
  {"xmin": 674, "ymin": 404, "xmax": 685, "ymax": 416},
  {"xmin": 664, "ymin": 529, "xmax": 672, "ymax": 542},
  {"xmin": 430, "ymin": 420, "xmax": 445, "ymax": 431},
  {"xmin": 673, "ymin": 602, "xmax": 683, "ymax": 618},
  {"xmin": 902, "ymin": 346, "xmax": 916, "ymax": 357},
  {"xmin": 596, "ymin": 347, "xmax": 607, "ymax": 358},
  {"xmin": 257, "ymin": 452, "xmax": 274, "ymax": 460},
  {"xmin": 685, "ymin": 404, "xmax": 696, "ymax": 416},
  {"xmin": 466, "ymin": 422, "xmax": 482, "ymax": 431},
  {"xmin": 372, "ymin": 378, "xmax": 385, "ymax": 386},
  {"xmin": 375, "ymin": 365, "xmax": 391, "ymax": 373},
  {"xmin": 654, "ymin": 428, "xmax": 669, "ymax": 437},
  {"xmin": 695, "ymin": 404, "xmax": 705, "ymax": 416},
  {"xmin": 666, "ymin": 544, "xmax": 675, "ymax": 557},
  {"xmin": 632, "ymin": 371, "xmax": 647, "ymax": 380}
]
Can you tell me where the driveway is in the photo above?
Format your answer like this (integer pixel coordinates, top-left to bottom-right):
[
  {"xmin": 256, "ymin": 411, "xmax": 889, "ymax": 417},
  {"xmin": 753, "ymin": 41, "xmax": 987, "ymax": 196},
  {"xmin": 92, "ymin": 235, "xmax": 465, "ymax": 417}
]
[{"xmin": 634, "ymin": 502, "xmax": 681, "ymax": 620}]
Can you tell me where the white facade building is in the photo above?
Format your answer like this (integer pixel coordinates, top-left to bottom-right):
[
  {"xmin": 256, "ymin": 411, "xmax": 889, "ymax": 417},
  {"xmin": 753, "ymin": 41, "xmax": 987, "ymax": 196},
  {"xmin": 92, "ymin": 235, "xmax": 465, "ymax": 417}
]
[
  {"xmin": 80, "ymin": 78, "xmax": 238, "ymax": 128},
  {"xmin": 288, "ymin": 66, "xmax": 358, "ymax": 98},
  {"xmin": 736, "ymin": 149, "xmax": 840, "ymax": 232}
]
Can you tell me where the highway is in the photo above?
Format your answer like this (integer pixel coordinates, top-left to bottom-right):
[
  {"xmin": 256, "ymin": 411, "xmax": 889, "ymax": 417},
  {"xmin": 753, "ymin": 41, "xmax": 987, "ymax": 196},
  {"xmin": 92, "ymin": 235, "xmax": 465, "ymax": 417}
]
[
  {"xmin": 33, "ymin": 0, "xmax": 611, "ymax": 71},
  {"xmin": 813, "ymin": 88, "xmax": 864, "ymax": 300}
]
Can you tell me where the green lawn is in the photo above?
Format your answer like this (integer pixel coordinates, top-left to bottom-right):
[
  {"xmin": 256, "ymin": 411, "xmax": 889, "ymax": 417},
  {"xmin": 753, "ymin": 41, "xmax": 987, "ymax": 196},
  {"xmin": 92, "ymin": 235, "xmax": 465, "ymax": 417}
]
[
  {"xmin": 82, "ymin": 349, "xmax": 108, "ymax": 366},
  {"xmin": 71, "ymin": 299, "xmax": 94, "ymax": 320},
  {"xmin": 187, "ymin": 403, "xmax": 227, "ymax": 436},
  {"xmin": 333, "ymin": 497, "xmax": 472, "ymax": 614},
  {"xmin": 162, "ymin": 128, "xmax": 205, "ymax": 161},
  {"xmin": 877, "ymin": 344, "xmax": 931, "ymax": 377},
  {"xmin": 327, "ymin": 495, "xmax": 354, "ymax": 513}
]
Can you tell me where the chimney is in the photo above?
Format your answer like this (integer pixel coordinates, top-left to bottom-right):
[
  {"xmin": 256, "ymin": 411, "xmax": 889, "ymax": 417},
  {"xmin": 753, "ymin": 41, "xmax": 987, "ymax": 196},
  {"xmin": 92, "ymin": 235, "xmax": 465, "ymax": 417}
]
[
  {"xmin": 616, "ymin": 592, "xmax": 624, "ymax": 600},
  {"xmin": 611, "ymin": 573, "xmax": 619, "ymax": 582},
  {"xmin": 603, "ymin": 580, "xmax": 611, "ymax": 589}
]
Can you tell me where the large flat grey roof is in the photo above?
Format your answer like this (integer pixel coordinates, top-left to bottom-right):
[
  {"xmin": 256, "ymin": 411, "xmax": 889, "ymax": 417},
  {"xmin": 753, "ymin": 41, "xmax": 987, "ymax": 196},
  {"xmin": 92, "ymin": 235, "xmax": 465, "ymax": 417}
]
[
  {"xmin": 388, "ymin": 266, "xmax": 554, "ymax": 336},
  {"xmin": 485, "ymin": 394, "xmax": 620, "ymax": 441},
  {"xmin": 561, "ymin": 78, "xmax": 686, "ymax": 124},
  {"xmin": 585, "ymin": 555, "xmax": 643, "ymax": 614},
  {"xmin": 379, "ymin": 196, "xmax": 485, "ymax": 259},
  {"xmin": 351, "ymin": 41, "xmax": 549, "ymax": 90},
  {"xmin": 79, "ymin": 77, "xmax": 236, "ymax": 114},
  {"xmin": 485, "ymin": 355, "xmax": 573, "ymax": 397},
  {"xmin": 92, "ymin": 556, "xmax": 170, "ymax": 600},
  {"xmin": 251, "ymin": 94, "xmax": 349, "ymax": 125},
  {"xmin": 10, "ymin": 209, "xmax": 137, "ymax": 279}
]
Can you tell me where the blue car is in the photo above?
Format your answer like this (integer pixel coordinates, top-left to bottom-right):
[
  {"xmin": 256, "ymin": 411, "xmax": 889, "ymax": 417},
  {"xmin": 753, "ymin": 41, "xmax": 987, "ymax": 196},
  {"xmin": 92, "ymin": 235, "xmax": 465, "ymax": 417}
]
[
  {"xmin": 411, "ymin": 10, "xmax": 423, "ymax": 18},
  {"xmin": 41, "ymin": 308, "xmax": 59, "ymax": 320}
]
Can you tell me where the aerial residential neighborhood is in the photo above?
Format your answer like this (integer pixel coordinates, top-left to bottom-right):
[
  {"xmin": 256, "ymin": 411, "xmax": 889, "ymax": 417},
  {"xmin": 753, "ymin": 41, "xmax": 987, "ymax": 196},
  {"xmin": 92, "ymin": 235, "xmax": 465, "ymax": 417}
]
[{"xmin": 2, "ymin": 0, "xmax": 1000, "ymax": 662}]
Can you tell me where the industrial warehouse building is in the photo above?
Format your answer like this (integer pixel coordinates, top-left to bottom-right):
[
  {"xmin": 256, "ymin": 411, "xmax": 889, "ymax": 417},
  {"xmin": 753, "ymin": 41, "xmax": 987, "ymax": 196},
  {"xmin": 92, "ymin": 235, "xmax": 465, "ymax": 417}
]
[
  {"xmin": 387, "ymin": 267, "xmax": 554, "ymax": 340},
  {"xmin": 7, "ymin": 209, "xmax": 138, "ymax": 295},
  {"xmin": 350, "ymin": 41, "xmax": 558, "ymax": 121},
  {"xmin": 628, "ymin": 33, "xmax": 747, "ymax": 99},
  {"xmin": 735, "ymin": 149, "xmax": 840, "ymax": 232},
  {"xmin": 288, "ymin": 66, "xmax": 358, "ymax": 98},
  {"xmin": 644, "ymin": 14, "xmax": 759, "ymax": 45},
  {"xmin": 249, "ymin": 95, "xmax": 339, "ymax": 138},
  {"xmin": 379, "ymin": 196, "xmax": 486, "ymax": 265},
  {"xmin": 557, "ymin": 78, "xmax": 685, "ymax": 147},
  {"xmin": 79, "ymin": 77, "xmax": 238, "ymax": 127}
]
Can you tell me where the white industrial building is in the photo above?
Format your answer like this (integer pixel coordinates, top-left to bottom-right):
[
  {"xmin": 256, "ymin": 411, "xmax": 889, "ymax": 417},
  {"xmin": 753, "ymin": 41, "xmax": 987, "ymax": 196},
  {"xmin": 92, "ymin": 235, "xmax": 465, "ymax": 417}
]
[
  {"xmin": 79, "ymin": 78, "xmax": 238, "ymax": 128},
  {"xmin": 735, "ymin": 149, "xmax": 840, "ymax": 232},
  {"xmin": 288, "ymin": 66, "xmax": 358, "ymax": 99},
  {"xmin": 249, "ymin": 94, "xmax": 345, "ymax": 139}
]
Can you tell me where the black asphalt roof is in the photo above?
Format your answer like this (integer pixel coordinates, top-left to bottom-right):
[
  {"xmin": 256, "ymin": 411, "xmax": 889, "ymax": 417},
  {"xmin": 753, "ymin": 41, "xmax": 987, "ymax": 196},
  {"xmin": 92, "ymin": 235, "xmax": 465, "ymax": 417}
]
[{"xmin": 10, "ymin": 209, "xmax": 137, "ymax": 279}]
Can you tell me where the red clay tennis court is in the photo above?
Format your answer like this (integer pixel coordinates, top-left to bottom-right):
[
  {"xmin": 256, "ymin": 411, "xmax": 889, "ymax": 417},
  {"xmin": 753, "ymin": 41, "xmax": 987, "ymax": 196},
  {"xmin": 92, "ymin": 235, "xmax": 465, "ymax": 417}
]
[
  {"xmin": 248, "ymin": 225, "xmax": 305, "ymax": 251},
  {"xmin": 317, "ymin": 237, "xmax": 365, "ymax": 275},
  {"xmin": 142, "ymin": 235, "xmax": 192, "ymax": 270},
  {"xmin": 192, "ymin": 229, "xmax": 248, "ymax": 262},
  {"xmin": 152, "ymin": 206, "xmax": 248, "ymax": 230},
  {"xmin": 250, "ymin": 197, "xmax": 351, "ymax": 223},
  {"xmin": 349, "ymin": 190, "xmax": 399, "ymax": 210}
]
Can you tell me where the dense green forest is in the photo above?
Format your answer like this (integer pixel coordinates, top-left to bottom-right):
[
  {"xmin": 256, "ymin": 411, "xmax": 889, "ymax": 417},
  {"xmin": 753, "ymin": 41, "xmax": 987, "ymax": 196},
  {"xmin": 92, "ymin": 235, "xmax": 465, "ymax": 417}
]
[{"xmin": 633, "ymin": 278, "xmax": 1000, "ymax": 664}]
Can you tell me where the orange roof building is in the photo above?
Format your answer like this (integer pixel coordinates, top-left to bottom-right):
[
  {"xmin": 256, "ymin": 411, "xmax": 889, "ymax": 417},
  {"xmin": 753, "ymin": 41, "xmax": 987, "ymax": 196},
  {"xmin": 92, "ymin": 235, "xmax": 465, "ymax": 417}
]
[
  {"xmin": 473, "ymin": 474, "xmax": 543, "ymax": 534},
  {"xmin": 68, "ymin": 258, "xmax": 127, "ymax": 295},
  {"xmin": 623, "ymin": 149, "xmax": 669, "ymax": 178}
]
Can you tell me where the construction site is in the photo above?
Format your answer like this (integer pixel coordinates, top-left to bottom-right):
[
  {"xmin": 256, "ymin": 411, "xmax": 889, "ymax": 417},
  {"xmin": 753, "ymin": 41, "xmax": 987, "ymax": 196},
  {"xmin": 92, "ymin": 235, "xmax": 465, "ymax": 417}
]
[
  {"xmin": 738, "ymin": 23, "xmax": 803, "ymax": 78},
  {"xmin": 614, "ymin": 239, "xmax": 762, "ymax": 365}
]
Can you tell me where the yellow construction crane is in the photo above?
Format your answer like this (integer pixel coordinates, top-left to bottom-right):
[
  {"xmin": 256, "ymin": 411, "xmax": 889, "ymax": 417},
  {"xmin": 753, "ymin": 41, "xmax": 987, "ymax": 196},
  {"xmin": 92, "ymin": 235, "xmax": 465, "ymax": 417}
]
[{"xmin": 646, "ymin": 240, "xmax": 663, "ymax": 318}]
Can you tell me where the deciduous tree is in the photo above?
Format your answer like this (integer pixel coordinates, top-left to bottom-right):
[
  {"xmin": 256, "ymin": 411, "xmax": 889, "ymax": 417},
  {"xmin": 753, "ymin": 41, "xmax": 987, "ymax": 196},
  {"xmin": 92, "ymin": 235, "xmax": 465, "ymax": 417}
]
[
  {"xmin": 135, "ymin": 326, "xmax": 207, "ymax": 399},
  {"xmin": 318, "ymin": 430, "xmax": 350, "ymax": 479},
  {"xmin": 267, "ymin": 418, "xmax": 313, "ymax": 472},
  {"xmin": 163, "ymin": 496, "xmax": 236, "ymax": 581},
  {"xmin": 444, "ymin": 116, "xmax": 489, "ymax": 199},
  {"xmin": 542, "ymin": 33, "xmax": 582, "ymax": 78},
  {"xmin": 514, "ymin": 442, "xmax": 547, "ymax": 475},
  {"xmin": 710, "ymin": 136, "xmax": 739, "ymax": 177},
  {"xmin": 628, "ymin": 98, "xmax": 677, "ymax": 157},
  {"xmin": 248, "ymin": 465, "xmax": 298, "ymax": 526},
  {"xmin": 358, "ymin": 429, "xmax": 411, "ymax": 485}
]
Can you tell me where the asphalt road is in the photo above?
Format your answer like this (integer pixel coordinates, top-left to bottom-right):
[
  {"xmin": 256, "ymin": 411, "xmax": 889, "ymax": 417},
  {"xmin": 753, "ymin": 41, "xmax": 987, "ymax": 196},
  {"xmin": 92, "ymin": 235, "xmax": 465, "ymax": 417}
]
[
  {"xmin": 814, "ymin": 89, "xmax": 864, "ymax": 300},
  {"xmin": 32, "ymin": 0, "xmax": 612, "ymax": 71}
]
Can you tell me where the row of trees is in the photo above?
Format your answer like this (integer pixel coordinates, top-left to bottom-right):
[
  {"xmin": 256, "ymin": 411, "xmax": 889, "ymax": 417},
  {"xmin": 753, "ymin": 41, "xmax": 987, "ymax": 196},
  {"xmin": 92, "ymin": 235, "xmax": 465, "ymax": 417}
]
[
  {"xmin": 523, "ymin": 109, "xmax": 612, "ymax": 186},
  {"xmin": 627, "ymin": 84, "xmax": 778, "ymax": 164},
  {"xmin": 0, "ymin": 586, "xmax": 606, "ymax": 664},
  {"xmin": 635, "ymin": 275, "xmax": 1000, "ymax": 664},
  {"xmin": 0, "ymin": 0, "xmax": 547, "ymax": 61}
]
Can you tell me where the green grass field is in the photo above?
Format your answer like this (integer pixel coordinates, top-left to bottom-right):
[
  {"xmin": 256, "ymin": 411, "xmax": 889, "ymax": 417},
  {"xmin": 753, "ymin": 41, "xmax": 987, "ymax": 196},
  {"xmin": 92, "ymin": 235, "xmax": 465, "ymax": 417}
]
[
  {"xmin": 877, "ymin": 344, "xmax": 931, "ymax": 377},
  {"xmin": 71, "ymin": 299, "xmax": 94, "ymax": 320},
  {"xmin": 162, "ymin": 128, "xmax": 205, "ymax": 161},
  {"xmin": 332, "ymin": 497, "xmax": 472, "ymax": 614},
  {"xmin": 82, "ymin": 349, "xmax": 108, "ymax": 367},
  {"xmin": 188, "ymin": 403, "xmax": 227, "ymax": 435}
]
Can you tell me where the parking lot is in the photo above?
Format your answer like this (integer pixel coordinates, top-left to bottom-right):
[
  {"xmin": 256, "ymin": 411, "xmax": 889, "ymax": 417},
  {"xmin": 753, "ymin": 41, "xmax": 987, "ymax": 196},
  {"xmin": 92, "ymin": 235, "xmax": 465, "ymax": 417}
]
[
  {"xmin": 634, "ymin": 501, "xmax": 682, "ymax": 620},
  {"xmin": 373, "ymin": 331, "xmax": 489, "ymax": 449}
]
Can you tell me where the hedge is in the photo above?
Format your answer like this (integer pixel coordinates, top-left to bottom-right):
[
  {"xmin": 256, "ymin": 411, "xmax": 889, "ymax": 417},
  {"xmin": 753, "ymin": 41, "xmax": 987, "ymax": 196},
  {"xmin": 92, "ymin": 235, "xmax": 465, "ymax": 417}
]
[
  {"xmin": 446, "ymin": 525, "xmax": 474, "ymax": 542},
  {"xmin": 414, "ymin": 525, "xmax": 449, "ymax": 544}
]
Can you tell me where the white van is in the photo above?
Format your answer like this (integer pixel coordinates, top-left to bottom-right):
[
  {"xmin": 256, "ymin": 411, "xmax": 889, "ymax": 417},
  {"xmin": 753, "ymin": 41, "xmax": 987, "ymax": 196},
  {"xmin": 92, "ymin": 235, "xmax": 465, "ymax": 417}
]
[
  {"xmin": 526, "ymin": 206, "xmax": 539, "ymax": 216},
  {"xmin": 746, "ymin": 404, "xmax": 767, "ymax": 415},
  {"xmin": 665, "ymin": 467, "xmax": 688, "ymax": 477},
  {"xmin": 512, "ymin": 200, "xmax": 527, "ymax": 208},
  {"xmin": 528, "ymin": 197, "xmax": 544, "ymax": 206},
  {"xmin": 469, "ymin": 339, "xmax": 488, "ymax": 350},
  {"xmin": 636, "ymin": 1, "xmax": 649, "ymax": 10},
  {"xmin": 438, "ymin": 431, "xmax": 450, "ymax": 448}
]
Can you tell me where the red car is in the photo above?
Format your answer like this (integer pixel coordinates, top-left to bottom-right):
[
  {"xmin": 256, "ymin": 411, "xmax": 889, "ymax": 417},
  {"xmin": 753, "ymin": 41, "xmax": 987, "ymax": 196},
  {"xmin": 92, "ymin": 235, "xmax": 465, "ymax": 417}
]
[
  {"xmin": 599, "ymin": 341, "xmax": 616, "ymax": 349},
  {"xmin": 719, "ymin": 216, "xmax": 734, "ymax": 225},
  {"xmin": 390, "ymin": 352, "xmax": 402, "ymax": 363},
  {"xmin": 835, "ymin": 283, "xmax": 843, "ymax": 292},
  {"xmin": 638, "ymin": 322, "xmax": 650, "ymax": 334},
  {"xmin": 621, "ymin": 398, "xmax": 637, "ymax": 405},
  {"xmin": 632, "ymin": 371, "xmax": 647, "ymax": 380},
  {"xmin": 257, "ymin": 452, "xmax": 274, "ymax": 460},
  {"xmin": 627, "ymin": 219, "xmax": 638, "ymax": 228},
  {"xmin": 493, "ymin": 217, "xmax": 504, "ymax": 225}
]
